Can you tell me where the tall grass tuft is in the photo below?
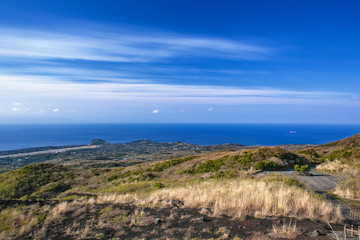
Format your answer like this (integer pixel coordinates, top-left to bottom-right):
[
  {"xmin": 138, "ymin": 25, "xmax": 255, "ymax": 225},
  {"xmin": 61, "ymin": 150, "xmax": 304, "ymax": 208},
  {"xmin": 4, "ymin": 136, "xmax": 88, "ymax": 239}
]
[{"xmin": 97, "ymin": 179, "xmax": 343, "ymax": 222}]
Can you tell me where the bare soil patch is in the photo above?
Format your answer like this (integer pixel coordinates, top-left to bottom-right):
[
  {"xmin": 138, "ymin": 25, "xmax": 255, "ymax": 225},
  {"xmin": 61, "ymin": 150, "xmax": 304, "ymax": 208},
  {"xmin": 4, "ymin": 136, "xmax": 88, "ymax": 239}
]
[{"xmin": 2, "ymin": 201, "xmax": 343, "ymax": 240}]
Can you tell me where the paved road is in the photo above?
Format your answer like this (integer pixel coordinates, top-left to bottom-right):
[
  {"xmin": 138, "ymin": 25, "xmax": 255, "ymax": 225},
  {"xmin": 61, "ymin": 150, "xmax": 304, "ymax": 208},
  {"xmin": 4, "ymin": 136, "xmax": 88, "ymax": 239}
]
[
  {"xmin": 297, "ymin": 171, "xmax": 338, "ymax": 192},
  {"xmin": 259, "ymin": 169, "xmax": 337, "ymax": 192}
]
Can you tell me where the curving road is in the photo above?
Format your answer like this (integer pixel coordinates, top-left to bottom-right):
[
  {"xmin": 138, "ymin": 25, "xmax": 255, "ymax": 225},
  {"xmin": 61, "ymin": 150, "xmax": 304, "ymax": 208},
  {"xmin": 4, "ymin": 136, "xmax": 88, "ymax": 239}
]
[
  {"xmin": 296, "ymin": 171, "xmax": 338, "ymax": 192},
  {"xmin": 258, "ymin": 169, "xmax": 337, "ymax": 192}
]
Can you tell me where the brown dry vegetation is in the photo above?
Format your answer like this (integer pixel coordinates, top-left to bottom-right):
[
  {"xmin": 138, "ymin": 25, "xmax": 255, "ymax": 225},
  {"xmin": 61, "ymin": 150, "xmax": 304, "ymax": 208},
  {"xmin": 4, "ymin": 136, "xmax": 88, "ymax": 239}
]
[
  {"xmin": 0, "ymin": 199, "xmax": 340, "ymax": 240},
  {"xmin": 95, "ymin": 179, "xmax": 343, "ymax": 223},
  {"xmin": 0, "ymin": 146, "xmax": 315, "ymax": 201},
  {"xmin": 0, "ymin": 173, "xmax": 344, "ymax": 239},
  {"xmin": 269, "ymin": 219, "xmax": 300, "ymax": 239},
  {"xmin": 333, "ymin": 177, "xmax": 360, "ymax": 200}
]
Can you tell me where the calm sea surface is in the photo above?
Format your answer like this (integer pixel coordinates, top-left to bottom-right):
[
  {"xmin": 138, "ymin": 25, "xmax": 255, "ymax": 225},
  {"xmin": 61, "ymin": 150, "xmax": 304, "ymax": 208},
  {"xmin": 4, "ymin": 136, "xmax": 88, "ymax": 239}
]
[{"xmin": 0, "ymin": 124, "xmax": 360, "ymax": 151}]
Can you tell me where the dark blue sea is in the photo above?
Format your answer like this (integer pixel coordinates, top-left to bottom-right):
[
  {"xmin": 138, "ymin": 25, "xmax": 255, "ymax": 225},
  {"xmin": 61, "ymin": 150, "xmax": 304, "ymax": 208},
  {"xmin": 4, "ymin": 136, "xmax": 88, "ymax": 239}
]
[{"xmin": 0, "ymin": 124, "xmax": 360, "ymax": 151}]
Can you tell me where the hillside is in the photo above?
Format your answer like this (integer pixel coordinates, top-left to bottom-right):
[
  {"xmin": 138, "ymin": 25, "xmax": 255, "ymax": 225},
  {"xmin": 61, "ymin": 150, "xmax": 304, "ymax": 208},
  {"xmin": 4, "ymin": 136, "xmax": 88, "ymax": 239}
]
[
  {"xmin": 0, "ymin": 147, "xmax": 313, "ymax": 201},
  {"xmin": 315, "ymin": 133, "xmax": 360, "ymax": 162},
  {"xmin": 297, "ymin": 133, "xmax": 360, "ymax": 171},
  {"xmin": 297, "ymin": 134, "xmax": 360, "ymax": 200},
  {"xmin": 0, "ymin": 142, "xmax": 347, "ymax": 239}
]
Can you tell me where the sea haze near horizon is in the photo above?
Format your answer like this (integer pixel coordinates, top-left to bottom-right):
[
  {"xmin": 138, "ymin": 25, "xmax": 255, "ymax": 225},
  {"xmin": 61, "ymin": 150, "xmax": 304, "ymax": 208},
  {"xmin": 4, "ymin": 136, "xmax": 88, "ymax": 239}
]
[{"xmin": 1, "ymin": 124, "xmax": 360, "ymax": 151}]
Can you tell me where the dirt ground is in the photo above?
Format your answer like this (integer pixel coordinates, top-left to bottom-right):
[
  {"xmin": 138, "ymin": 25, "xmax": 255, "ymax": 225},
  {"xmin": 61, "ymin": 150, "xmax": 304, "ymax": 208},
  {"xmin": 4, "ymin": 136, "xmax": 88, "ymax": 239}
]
[{"xmin": 3, "ymin": 200, "xmax": 344, "ymax": 240}]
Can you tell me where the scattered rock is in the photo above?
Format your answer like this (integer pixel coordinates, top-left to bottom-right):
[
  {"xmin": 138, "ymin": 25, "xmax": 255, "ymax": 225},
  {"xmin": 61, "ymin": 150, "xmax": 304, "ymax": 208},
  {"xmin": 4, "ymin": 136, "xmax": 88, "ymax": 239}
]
[
  {"xmin": 171, "ymin": 200, "xmax": 184, "ymax": 207},
  {"xmin": 310, "ymin": 230, "xmax": 324, "ymax": 237},
  {"xmin": 192, "ymin": 216, "xmax": 205, "ymax": 222},
  {"xmin": 154, "ymin": 218, "xmax": 162, "ymax": 224},
  {"xmin": 199, "ymin": 208, "xmax": 212, "ymax": 215}
]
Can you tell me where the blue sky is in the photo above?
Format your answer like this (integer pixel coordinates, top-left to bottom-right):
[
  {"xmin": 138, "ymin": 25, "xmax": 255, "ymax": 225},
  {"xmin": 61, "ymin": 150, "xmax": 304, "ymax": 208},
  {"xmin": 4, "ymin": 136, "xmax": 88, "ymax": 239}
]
[{"xmin": 0, "ymin": 0, "xmax": 360, "ymax": 123}]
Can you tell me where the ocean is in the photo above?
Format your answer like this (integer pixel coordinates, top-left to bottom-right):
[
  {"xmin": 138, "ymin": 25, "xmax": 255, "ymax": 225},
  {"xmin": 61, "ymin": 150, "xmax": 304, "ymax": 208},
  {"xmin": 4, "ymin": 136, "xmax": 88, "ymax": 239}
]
[{"xmin": 0, "ymin": 124, "xmax": 360, "ymax": 151}]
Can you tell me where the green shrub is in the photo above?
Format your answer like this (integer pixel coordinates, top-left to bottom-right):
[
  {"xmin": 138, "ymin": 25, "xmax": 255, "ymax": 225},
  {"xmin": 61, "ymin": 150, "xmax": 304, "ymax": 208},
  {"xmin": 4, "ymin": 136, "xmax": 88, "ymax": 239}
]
[
  {"xmin": 147, "ymin": 156, "xmax": 196, "ymax": 172},
  {"xmin": 255, "ymin": 161, "xmax": 284, "ymax": 171},
  {"xmin": 294, "ymin": 164, "xmax": 310, "ymax": 173},
  {"xmin": 153, "ymin": 182, "xmax": 165, "ymax": 189},
  {"xmin": 211, "ymin": 170, "xmax": 237, "ymax": 179},
  {"xmin": 327, "ymin": 150, "xmax": 342, "ymax": 161},
  {"xmin": 234, "ymin": 148, "xmax": 308, "ymax": 170},
  {"xmin": 261, "ymin": 173, "xmax": 306, "ymax": 188},
  {"xmin": 0, "ymin": 163, "xmax": 74, "ymax": 199},
  {"xmin": 299, "ymin": 149, "xmax": 320, "ymax": 159},
  {"xmin": 237, "ymin": 152, "xmax": 254, "ymax": 168},
  {"xmin": 107, "ymin": 175, "xmax": 118, "ymax": 182},
  {"xmin": 186, "ymin": 157, "xmax": 227, "ymax": 174}
]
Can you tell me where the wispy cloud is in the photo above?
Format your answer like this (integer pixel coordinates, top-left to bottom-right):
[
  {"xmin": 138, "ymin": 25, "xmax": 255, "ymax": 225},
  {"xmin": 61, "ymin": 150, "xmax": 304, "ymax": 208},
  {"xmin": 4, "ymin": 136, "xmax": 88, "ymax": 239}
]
[
  {"xmin": 0, "ymin": 26, "xmax": 274, "ymax": 63},
  {"xmin": 0, "ymin": 24, "xmax": 357, "ymax": 123},
  {"xmin": 0, "ymin": 73, "xmax": 352, "ymax": 106}
]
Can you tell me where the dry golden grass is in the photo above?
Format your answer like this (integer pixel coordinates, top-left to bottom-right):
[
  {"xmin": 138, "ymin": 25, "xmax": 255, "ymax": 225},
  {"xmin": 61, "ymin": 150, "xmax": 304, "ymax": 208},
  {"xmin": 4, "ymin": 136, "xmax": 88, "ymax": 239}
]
[
  {"xmin": 96, "ymin": 179, "xmax": 343, "ymax": 222},
  {"xmin": 317, "ymin": 161, "xmax": 359, "ymax": 175},
  {"xmin": 333, "ymin": 177, "xmax": 360, "ymax": 200},
  {"xmin": 334, "ymin": 188, "xmax": 358, "ymax": 200},
  {"xmin": 269, "ymin": 219, "xmax": 300, "ymax": 239},
  {"xmin": 0, "ymin": 206, "xmax": 43, "ymax": 240},
  {"xmin": 48, "ymin": 201, "xmax": 78, "ymax": 221},
  {"xmin": 317, "ymin": 162, "xmax": 360, "ymax": 200}
]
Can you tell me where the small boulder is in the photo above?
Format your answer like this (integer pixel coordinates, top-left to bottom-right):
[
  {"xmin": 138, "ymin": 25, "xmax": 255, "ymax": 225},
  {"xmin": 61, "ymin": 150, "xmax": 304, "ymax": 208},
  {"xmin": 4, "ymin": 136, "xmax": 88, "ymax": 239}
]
[
  {"xmin": 310, "ymin": 230, "xmax": 324, "ymax": 237},
  {"xmin": 199, "ymin": 208, "xmax": 212, "ymax": 215},
  {"xmin": 193, "ymin": 216, "xmax": 207, "ymax": 222},
  {"xmin": 171, "ymin": 200, "xmax": 184, "ymax": 207},
  {"xmin": 154, "ymin": 218, "xmax": 162, "ymax": 224}
]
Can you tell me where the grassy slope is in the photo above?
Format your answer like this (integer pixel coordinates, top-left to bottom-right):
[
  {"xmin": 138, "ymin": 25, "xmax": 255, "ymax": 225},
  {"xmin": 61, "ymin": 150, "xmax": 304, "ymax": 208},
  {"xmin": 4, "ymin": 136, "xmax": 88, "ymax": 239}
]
[
  {"xmin": 0, "ymin": 147, "xmax": 345, "ymax": 239},
  {"xmin": 313, "ymin": 133, "xmax": 360, "ymax": 165},
  {"xmin": 0, "ymin": 146, "xmax": 312, "ymax": 200},
  {"xmin": 0, "ymin": 163, "xmax": 76, "ymax": 199}
]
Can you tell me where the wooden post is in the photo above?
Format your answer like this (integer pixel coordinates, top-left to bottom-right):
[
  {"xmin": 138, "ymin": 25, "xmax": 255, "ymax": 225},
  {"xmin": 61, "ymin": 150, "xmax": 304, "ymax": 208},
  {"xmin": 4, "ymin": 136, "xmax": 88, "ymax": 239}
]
[
  {"xmin": 344, "ymin": 225, "xmax": 347, "ymax": 239},
  {"xmin": 351, "ymin": 225, "xmax": 354, "ymax": 236},
  {"xmin": 358, "ymin": 226, "xmax": 360, "ymax": 240}
]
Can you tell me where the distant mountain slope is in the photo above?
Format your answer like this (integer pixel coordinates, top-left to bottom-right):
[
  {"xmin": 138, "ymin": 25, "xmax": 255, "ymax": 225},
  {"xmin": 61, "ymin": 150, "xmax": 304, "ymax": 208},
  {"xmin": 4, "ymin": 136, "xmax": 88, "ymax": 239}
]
[{"xmin": 304, "ymin": 133, "xmax": 360, "ymax": 163}]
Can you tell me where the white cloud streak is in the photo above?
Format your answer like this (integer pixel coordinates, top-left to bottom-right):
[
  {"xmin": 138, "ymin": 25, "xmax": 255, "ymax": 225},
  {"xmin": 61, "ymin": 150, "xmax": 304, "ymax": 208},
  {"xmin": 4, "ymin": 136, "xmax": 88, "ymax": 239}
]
[
  {"xmin": 0, "ymin": 27, "xmax": 274, "ymax": 63},
  {"xmin": 0, "ymin": 24, "xmax": 357, "ymax": 123},
  {"xmin": 0, "ymin": 74, "xmax": 353, "ymax": 107}
]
